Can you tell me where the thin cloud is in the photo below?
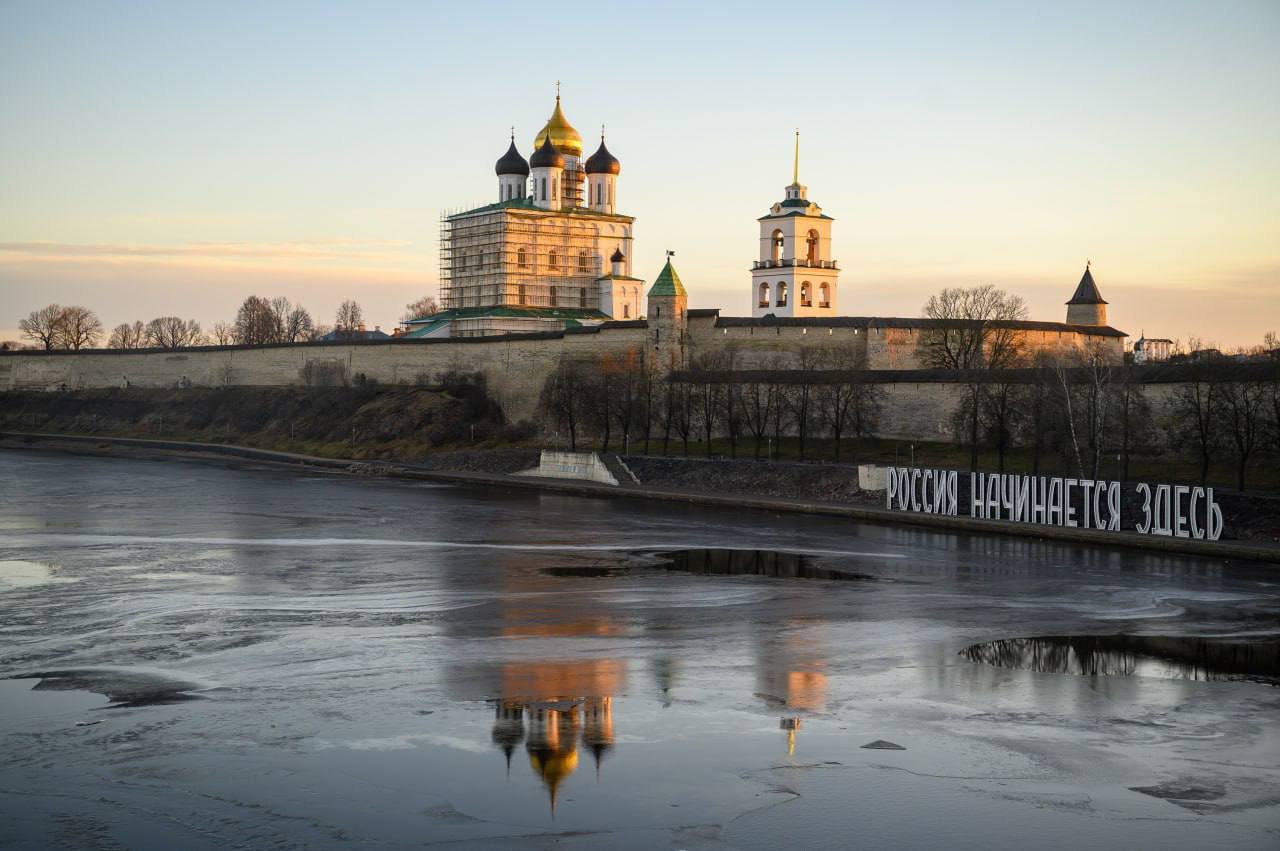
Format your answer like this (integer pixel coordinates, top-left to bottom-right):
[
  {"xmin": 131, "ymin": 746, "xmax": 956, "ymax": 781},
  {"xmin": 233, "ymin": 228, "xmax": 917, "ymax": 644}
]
[{"xmin": 0, "ymin": 239, "xmax": 417, "ymax": 262}]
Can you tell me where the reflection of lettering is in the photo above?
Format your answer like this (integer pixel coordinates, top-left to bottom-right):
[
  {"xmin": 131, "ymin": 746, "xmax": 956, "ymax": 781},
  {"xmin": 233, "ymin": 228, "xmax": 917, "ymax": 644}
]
[{"xmin": 888, "ymin": 467, "xmax": 1223, "ymax": 540}]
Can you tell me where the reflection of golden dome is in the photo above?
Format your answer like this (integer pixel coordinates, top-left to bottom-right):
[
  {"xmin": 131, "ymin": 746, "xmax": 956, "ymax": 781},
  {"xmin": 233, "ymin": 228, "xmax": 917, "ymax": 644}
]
[
  {"xmin": 528, "ymin": 747, "xmax": 579, "ymax": 815},
  {"xmin": 533, "ymin": 95, "xmax": 583, "ymax": 159}
]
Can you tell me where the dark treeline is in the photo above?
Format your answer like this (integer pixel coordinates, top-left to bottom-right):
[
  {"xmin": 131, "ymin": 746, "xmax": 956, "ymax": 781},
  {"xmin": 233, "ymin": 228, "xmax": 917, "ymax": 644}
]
[
  {"xmin": 540, "ymin": 344, "xmax": 1280, "ymax": 491},
  {"xmin": 539, "ymin": 344, "xmax": 886, "ymax": 463}
]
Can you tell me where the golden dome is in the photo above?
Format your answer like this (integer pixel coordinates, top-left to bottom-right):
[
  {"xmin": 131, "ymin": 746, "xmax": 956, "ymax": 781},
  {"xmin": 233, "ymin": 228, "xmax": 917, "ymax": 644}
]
[{"xmin": 533, "ymin": 95, "xmax": 583, "ymax": 159}]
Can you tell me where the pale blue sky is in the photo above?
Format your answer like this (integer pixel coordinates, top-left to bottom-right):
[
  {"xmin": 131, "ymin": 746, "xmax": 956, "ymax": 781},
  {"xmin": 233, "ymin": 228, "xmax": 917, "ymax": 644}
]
[{"xmin": 2, "ymin": 0, "xmax": 1277, "ymax": 345}]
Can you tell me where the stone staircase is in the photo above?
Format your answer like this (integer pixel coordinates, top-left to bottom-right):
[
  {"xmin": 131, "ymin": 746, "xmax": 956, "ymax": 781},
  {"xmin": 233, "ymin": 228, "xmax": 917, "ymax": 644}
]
[{"xmin": 601, "ymin": 454, "xmax": 641, "ymax": 487}]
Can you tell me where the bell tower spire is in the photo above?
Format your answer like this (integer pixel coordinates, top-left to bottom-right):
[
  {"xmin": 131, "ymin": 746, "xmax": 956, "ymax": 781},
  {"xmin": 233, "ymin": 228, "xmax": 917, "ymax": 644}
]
[{"xmin": 792, "ymin": 129, "xmax": 800, "ymax": 186}]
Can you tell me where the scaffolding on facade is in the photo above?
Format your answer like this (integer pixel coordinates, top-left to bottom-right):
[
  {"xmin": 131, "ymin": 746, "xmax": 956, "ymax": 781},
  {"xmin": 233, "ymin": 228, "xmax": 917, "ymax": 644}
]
[{"xmin": 439, "ymin": 203, "xmax": 630, "ymax": 312}]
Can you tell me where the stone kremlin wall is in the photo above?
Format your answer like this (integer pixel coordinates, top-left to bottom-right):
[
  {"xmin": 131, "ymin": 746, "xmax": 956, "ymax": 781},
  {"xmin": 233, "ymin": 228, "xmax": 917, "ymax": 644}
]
[{"xmin": 0, "ymin": 310, "xmax": 1129, "ymax": 443}]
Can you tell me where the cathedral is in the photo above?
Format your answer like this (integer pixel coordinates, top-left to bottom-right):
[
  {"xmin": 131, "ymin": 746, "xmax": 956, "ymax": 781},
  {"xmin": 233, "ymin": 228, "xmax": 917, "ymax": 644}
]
[{"xmin": 403, "ymin": 92, "xmax": 644, "ymax": 339}]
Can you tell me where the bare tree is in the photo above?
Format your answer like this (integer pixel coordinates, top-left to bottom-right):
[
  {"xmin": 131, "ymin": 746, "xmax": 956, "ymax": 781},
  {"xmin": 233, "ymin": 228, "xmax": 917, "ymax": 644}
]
[
  {"xmin": 917, "ymin": 284, "xmax": 1028, "ymax": 469},
  {"xmin": 1216, "ymin": 377, "xmax": 1269, "ymax": 490},
  {"xmin": 1166, "ymin": 364, "xmax": 1220, "ymax": 484},
  {"xmin": 210, "ymin": 322, "xmax": 235, "ymax": 346},
  {"xmin": 108, "ymin": 321, "xmax": 147, "ymax": 349},
  {"xmin": 539, "ymin": 356, "xmax": 588, "ymax": 450},
  {"xmin": 1055, "ymin": 341, "xmax": 1114, "ymax": 479},
  {"xmin": 234, "ymin": 296, "xmax": 280, "ymax": 345},
  {"xmin": 402, "ymin": 295, "xmax": 439, "ymax": 322},
  {"xmin": 742, "ymin": 378, "xmax": 779, "ymax": 459},
  {"xmin": 57, "ymin": 306, "xmax": 103, "ymax": 350},
  {"xmin": 335, "ymin": 300, "xmax": 364, "ymax": 332},
  {"xmin": 1112, "ymin": 364, "xmax": 1153, "ymax": 481},
  {"xmin": 145, "ymin": 317, "xmax": 204, "ymax": 349},
  {"xmin": 19, "ymin": 304, "xmax": 66, "ymax": 350}
]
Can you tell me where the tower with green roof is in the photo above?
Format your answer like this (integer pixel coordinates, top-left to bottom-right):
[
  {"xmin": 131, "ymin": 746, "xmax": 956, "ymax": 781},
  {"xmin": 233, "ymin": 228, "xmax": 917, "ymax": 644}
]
[{"xmin": 647, "ymin": 253, "xmax": 688, "ymax": 369}]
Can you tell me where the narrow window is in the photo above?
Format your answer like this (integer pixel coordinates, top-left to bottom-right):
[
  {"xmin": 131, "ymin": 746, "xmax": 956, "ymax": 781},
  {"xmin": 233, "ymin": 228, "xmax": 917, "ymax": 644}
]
[
  {"xmin": 806, "ymin": 230, "xmax": 819, "ymax": 263},
  {"xmin": 801, "ymin": 281, "xmax": 812, "ymax": 307},
  {"xmin": 623, "ymin": 304, "xmax": 630, "ymax": 319},
  {"xmin": 517, "ymin": 247, "xmax": 527, "ymax": 268},
  {"xmin": 778, "ymin": 282, "xmax": 788, "ymax": 307},
  {"xmin": 771, "ymin": 230, "xmax": 784, "ymax": 263},
  {"xmin": 540, "ymin": 178, "xmax": 546, "ymax": 201},
  {"xmin": 758, "ymin": 282, "xmax": 770, "ymax": 308},
  {"xmin": 819, "ymin": 282, "xmax": 830, "ymax": 307},
  {"xmin": 549, "ymin": 251, "xmax": 558, "ymax": 270}
]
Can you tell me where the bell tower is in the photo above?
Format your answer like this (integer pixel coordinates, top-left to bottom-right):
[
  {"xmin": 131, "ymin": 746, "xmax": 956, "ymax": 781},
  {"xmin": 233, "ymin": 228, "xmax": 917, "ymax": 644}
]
[{"xmin": 750, "ymin": 132, "xmax": 839, "ymax": 318}]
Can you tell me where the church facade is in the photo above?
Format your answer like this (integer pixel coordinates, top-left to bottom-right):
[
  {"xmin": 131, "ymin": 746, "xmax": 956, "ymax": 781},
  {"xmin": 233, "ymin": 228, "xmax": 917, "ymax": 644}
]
[{"xmin": 405, "ymin": 94, "xmax": 644, "ymax": 339}]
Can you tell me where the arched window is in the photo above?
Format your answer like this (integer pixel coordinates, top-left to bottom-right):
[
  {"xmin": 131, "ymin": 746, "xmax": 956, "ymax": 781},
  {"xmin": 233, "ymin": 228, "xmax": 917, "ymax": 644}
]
[
  {"xmin": 607, "ymin": 182, "xmax": 614, "ymax": 206},
  {"xmin": 540, "ymin": 177, "xmax": 547, "ymax": 201},
  {"xmin": 806, "ymin": 230, "xmax": 819, "ymax": 263},
  {"xmin": 759, "ymin": 282, "xmax": 771, "ymax": 308},
  {"xmin": 578, "ymin": 251, "xmax": 589, "ymax": 272},
  {"xmin": 800, "ymin": 281, "xmax": 812, "ymax": 307},
  {"xmin": 623, "ymin": 304, "xmax": 630, "ymax": 319},
  {"xmin": 517, "ymin": 247, "xmax": 528, "ymax": 268},
  {"xmin": 819, "ymin": 282, "xmax": 830, "ymax": 307},
  {"xmin": 517, "ymin": 284, "xmax": 527, "ymax": 303},
  {"xmin": 777, "ymin": 282, "xmax": 788, "ymax": 307},
  {"xmin": 549, "ymin": 250, "xmax": 559, "ymax": 270},
  {"xmin": 771, "ymin": 229, "xmax": 784, "ymax": 263}
]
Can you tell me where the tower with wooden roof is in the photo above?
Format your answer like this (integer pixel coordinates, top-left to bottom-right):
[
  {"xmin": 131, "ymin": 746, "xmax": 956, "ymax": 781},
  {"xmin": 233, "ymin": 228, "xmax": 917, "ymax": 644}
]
[{"xmin": 1066, "ymin": 262, "xmax": 1108, "ymax": 326}]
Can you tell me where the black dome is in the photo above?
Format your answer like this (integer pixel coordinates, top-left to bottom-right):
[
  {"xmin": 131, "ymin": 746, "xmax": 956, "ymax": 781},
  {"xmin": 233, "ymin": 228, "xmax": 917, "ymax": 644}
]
[
  {"xmin": 585, "ymin": 140, "xmax": 621, "ymax": 175},
  {"xmin": 610, "ymin": 248, "xmax": 625, "ymax": 262},
  {"xmin": 529, "ymin": 134, "xmax": 564, "ymax": 169},
  {"xmin": 494, "ymin": 139, "xmax": 529, "ymax": 177}
]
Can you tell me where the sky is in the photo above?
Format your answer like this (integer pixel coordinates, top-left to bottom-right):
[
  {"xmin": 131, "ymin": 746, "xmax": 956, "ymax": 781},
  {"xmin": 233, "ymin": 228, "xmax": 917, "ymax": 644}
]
[{"xmin": 2, "ymin": 0, "xmax": 1278, "ymax": 348}]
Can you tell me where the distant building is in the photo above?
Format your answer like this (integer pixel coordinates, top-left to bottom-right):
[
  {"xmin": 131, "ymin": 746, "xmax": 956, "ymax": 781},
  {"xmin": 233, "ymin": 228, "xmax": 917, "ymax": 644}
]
[
  {"xmin": 316, "ymin": 326, "xmax": 390, "ymax": 342},
  {"xmin": 1133, "ymin": 333, "xmax": 1173, "ymax": 363}
]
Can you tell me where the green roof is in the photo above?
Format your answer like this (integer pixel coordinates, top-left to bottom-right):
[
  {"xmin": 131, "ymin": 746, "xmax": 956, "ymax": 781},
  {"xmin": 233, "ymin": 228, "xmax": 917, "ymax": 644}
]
[
  {"xmin": 448, "ymin": 199, "xmax": 634, "ymax": 222},
  {"xmin": 404, "ymin": 305, "xmax": 609, "ymax": 325},
  {"xmin": 648, "ymin": 259, "xmax": 686, "ymax": 297}
]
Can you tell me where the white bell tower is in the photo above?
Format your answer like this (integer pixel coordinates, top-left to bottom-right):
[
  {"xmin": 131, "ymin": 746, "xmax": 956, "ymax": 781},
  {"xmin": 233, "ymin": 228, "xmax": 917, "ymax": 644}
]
[{"xmin": 750, "ymin": 132, "xmax": 839, "ymax": 317}]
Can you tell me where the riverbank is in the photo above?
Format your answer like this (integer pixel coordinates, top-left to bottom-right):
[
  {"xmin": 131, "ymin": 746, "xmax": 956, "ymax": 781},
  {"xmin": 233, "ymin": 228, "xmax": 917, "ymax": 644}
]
[{"xmin": 4, "ymin": 431, "xmax": 1278, "ymax": 564}]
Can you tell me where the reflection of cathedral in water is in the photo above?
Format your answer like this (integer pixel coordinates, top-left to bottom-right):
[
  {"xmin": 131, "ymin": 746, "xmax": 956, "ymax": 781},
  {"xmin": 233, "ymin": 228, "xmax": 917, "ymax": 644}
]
[
  {"xmin": 488, "ymin": 657, "xmax": 624, "ymax": 814},
  {"xmin": 492, "ymin": 691, "xmax": 615, "ymax": 812}
]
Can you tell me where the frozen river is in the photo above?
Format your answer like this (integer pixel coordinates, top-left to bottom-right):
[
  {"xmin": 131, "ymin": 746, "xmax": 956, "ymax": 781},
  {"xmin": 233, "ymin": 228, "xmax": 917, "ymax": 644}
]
[{"xmin": 1, "ymin": 449, "xmax": 1277, "ymax": 849}]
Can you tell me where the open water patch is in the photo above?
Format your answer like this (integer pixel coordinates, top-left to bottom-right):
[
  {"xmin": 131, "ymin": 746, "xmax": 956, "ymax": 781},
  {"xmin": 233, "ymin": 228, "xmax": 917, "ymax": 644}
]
[
  {"xmin": 544, "ymin": 549, "xmax": 881, "ymax": 582},
  {"xmin": 960, "ymin": 635, "xmax": 1280, "ymax": 684},
  {"xmin": 654, "ymin": 549, "xmax": 880, "ymax": 582}
]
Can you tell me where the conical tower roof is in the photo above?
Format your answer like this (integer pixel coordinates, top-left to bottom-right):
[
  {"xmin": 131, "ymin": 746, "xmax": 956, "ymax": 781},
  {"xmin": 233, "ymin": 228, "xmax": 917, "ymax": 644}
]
[
  {"xmin": 648, "ymin": 258, "xmax": 686, "ymax": 297},
  {"xmin": 1067, "ymin": 264, "xmax": 1107, "ymax": 305}
]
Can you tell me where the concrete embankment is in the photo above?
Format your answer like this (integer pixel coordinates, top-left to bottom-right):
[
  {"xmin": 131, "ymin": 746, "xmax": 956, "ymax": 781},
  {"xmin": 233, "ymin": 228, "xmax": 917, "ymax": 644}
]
[{"xmin": 3, "ymin": 431, "xmax": 1278, "ymax": 565}]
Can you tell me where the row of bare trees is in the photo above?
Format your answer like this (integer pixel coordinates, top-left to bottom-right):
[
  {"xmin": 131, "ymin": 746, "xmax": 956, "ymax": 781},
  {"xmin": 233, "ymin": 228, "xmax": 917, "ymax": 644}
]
[
  {"xmin": 911, "ymin": 285, "xmax": 1279, "ymax": 489},
  {"xmin": 539, "ymin": 345, "xmax": 885, "ymax": 462},
  {"xmin": 17, "ymin": 305, "xmax": 104, "ymax": 350},
  {"xmin": 15, "ymin": 296, "xmax": 383, "ymax": 351}
]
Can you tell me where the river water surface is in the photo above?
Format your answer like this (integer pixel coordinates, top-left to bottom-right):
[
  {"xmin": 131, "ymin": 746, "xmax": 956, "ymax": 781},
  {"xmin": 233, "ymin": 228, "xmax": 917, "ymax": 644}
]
[{"xmin": 1, "ymin": 449, "xmax": 1278, "ymax": 849}]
